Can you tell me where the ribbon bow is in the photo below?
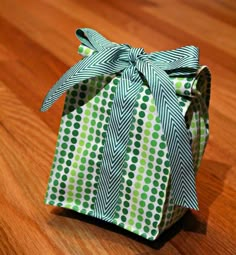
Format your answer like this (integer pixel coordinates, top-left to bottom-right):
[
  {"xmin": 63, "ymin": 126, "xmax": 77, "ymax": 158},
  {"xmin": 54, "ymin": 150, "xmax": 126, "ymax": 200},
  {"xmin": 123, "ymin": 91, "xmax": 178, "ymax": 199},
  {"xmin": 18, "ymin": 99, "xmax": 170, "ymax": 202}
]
[{"xmin": 41, "ymin": 28, "xmax": 199, "ymax": 214}]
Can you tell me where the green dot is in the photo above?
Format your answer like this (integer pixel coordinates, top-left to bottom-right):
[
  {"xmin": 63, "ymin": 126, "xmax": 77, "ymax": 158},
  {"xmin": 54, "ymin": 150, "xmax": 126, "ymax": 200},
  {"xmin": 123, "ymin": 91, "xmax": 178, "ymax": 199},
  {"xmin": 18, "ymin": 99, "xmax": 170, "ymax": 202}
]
[
  {"xmin": 144, "ymin": 177, "xmax": 151, "ymax": 184},
  {"xmin": 163, "ymin": 160, "xmax": 169, "ymax": 168},
  {"xmin": 162, "ymin": 176, "xmax": 168, "ymax": 183},
  {"xmin": 58, "ymin": 196, "xmax": 65, "ymax": 202},
  {"xmin": 151, "ymin": 229, "xmax": 157, "ymax": 236},
  {"xmin": 78, "ymin": 46, "xmax": 83, "ymax": 53},
  {"xmin": 69, "ymin": 98, "xmax": 76, "ymax": 105},
  {"xmin": 138, "ymin": 208, "xmax": 144, "ymax": 215},
  {"xmin": 153, "ymin": 169, "xmax": 160, "ymax": 178},
  {"xmin": 144, "ymin": 129, "xmax": 150, "ymax": 136},
  {"xmin": 139, "ymin": 201, "xmax": 146, "ymax": 208},
  {"xmin": 146, "ymin": 211, "xmax": 153, "ymax": 218},
  {"xmin": 136, "ymin": 175, "xmax": 143, "ymax": 181},
  {"xmin": 79, "ymin": 165, "xmax": 85, "ymax": 171},
  {"xmin": 149, "ymin": 105, "xmax": 155, "ymax": 113},
  {"xmin": 151, "ymin": 188, "xmax": 157, "ymax": 195},
  {"xmin": 134, "ymin": 141, "xmax": 141, "ymax": 148},
  {"xmin": 136, "ymin": 222, "xmax": 142, "ymax": 229},
  {"xmin": 184, "ymin": 82, "xmax": 191, "ymax": 89},
  {"xmin": 159, "ymin": 142, "xmax": 166, "ymax": 149},
  {"xmin": 152, "ymin": 132, "xmax": 159, "ymax": 139},
  {"xmin": 131, "ymin": 156, "xmax": 138, "ymax": 164},
  {"xmin": 113, "ymin": 79, "xmax": 119, "ymax": 85},
  {"xmin": 145, "ymin": 122, "xmax": 152, "ymax": 128},
  {"xmin": 84, "ymin": 195, "xmax": 90, "ymax": 201},
  {"xmin": 57, "ymin": 165, "xmax": 63, "ymax": 171},
  {"xmin": 134, "ymin": 182, "xmax": 141, "ymax": 189},
  {"xmin": 73, "ymin": 123, "xmax": 80, "ymax": 129},
  {"xmin": 148, "ymin": 155, "xmax": 154, "ymax": 162},
  {"xmin": 64, "ymin": 167, "xmax": 69, "ymax": 174},
  {"xmin": 140, "ymin": 103, "xmax": 147, "ymax": 110},
  {"xmin": 69, "ymin": 177, "xmax": 75, "ymax": 183},
  {"xmin": 130, "ymin": 211, "xmax": 136, "ymax": 218},
  {"xmin": 159, "ymin": 191, "xmax": 165, "ymax": 198},
  {"xmin": 141, "ymin": 193, "xmax": 147, "ymax": 200},
  {"xmin": 156, "ymin": 206, "xmax": 162, "ymax": 213},
  {"xmin": 75, "ymin": 200, "xmax": 81, "ymax": 206},
  {"xmin": 154, "ymin": 123, "xmax": 161, "ymax": 132},
  {"xmin": 148, "ymin": 203, "xmax": 154, "ymax": 210},
  {"xmin": 128, "ymin": 219, "xmax": 134, "ymax": 226},
  {"xmin": 50, "ymin": 194, "xmax": 56, "ymax": 200},
  {"xmin": 154, "ymin": 214, "xmax": 160, "ymax": 221},
  {"xmin": 61, "ymin": 143, "xmax": 69, "ymax": 149},
  {"xmin": 158, "ymin": 150, "xmax": 164, "ymax": 157},
  {"xmin": 55, "ymin": 172, "xmax": 61, "ymax": 179},
  {"xmin": 139, "ymin": 111, "xmax": 145, "ymax": 118},
  {"xmin": 142, "ymin": 95, "xmax": 148, "ymax": 102},
  {"xmin": 153, "ymin": 180, "xmax": 159, "ymax": 187},
  {"xmin": 135, "ymin": 134, "xmax": 142, "ymax": 141},
  {"xmin": 69, "ymin": 145, "xmax": 75, "ymax": 153},
  {"xmin": 52, "ymin": 187, "xmax": 57, "ymax": 193},
  {"xmin": 127, "ymin": 180, "xmax": 133, "ymax": 187},
  {"xmin": 140, "ymin": 159, "xmax": 146, "ymax": 165},
  {"xmin": 123, "ymin": 201, "xmax": 130, "ymax": 208},
  {"xmin": 160, "ymin": 183, "xmax": 166, "ymax": 190},
  {"xmin": 163, "ymin": 168, "xmax": 169, "ymax": 175},
  {"xmin": 131, "ymin": 204, "xmax": 137, "ymax": 211},
  {"xmin": 59, "ymin": 158, "xmax": 64, "ymax": 164},
  {"xmin": 137, "ymin": 215, "xmax": 143, "ymax": 222},
  {"xmin": 60, "ymin": 182, "xmax": 66, "ymax": 188},
  {"xmin": 176, "ymin": 81, "xmax": 182, "ymax": 88},
  {"xmin": 121, "ymin": 216, "xmax": 127, "ymax": 222},
  {"xmin": 137, "ymin": 119, "xmax": 144, "ymax": 126},
  {"xmin": 143, "ymin": 185, "xmax": 149, "ymax": 192},
  {"xmin": 83, "ymin": 202, "xmax": 89, "ymax": 208},
  {"xmin": 64, "ymin": 128, "xmax": 70, "ymax": 134}
]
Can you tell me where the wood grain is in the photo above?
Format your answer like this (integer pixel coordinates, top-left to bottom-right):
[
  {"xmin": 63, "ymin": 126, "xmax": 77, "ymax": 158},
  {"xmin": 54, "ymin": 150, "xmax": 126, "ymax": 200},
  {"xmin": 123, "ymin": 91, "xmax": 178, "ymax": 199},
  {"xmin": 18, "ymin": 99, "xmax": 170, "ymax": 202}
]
[{"xmin": 0, "ymin": 0, "xmax": 235, "ymax": 254}]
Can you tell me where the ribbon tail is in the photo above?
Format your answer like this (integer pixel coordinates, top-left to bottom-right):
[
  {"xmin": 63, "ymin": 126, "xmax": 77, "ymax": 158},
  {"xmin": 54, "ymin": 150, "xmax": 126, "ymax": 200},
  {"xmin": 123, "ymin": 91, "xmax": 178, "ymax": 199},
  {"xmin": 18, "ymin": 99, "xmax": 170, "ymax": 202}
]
[
  {"xmin": 76, "ymin": 28, "xmax": 115, "ymax": 51},
  {"xmin": 40, "ymin": 47, "xmax": 127, "ymax": 112},
  {"xmin": 137, "ymin": 59, "xmax": 199, "ymax": 210}
]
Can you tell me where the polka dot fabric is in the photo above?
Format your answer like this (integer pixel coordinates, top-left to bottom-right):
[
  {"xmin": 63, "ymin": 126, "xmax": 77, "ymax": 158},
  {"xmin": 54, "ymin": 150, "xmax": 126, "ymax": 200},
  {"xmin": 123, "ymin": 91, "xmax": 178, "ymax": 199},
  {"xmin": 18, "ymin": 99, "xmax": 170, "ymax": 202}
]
[{"xmin": 45, "ymin": 45, "xmax": 211, "ymax": 241}]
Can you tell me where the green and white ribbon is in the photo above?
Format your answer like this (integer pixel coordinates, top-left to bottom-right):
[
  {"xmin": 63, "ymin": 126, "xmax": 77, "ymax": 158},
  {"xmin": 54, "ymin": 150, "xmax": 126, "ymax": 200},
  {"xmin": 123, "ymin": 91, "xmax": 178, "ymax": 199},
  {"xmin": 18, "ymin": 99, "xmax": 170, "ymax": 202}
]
[{"xmin": 41, "ymin": 28, "xmax": 199, "ymax": 214}]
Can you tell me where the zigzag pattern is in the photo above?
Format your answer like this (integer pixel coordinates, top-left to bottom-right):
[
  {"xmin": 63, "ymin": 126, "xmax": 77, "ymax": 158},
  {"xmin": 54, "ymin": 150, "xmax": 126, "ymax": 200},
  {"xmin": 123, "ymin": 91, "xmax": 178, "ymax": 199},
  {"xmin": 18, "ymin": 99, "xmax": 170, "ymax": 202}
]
[
  {"xmin": 136, "ymin": 58, "xmax": 198, "ymax": 209},
  {"xmin": 93, "ymin": 66, "xmax": 143, "ymax": 219},
  {"xmin": 41, "ymin": 28, "xmax": 200, "ymax": 220}
]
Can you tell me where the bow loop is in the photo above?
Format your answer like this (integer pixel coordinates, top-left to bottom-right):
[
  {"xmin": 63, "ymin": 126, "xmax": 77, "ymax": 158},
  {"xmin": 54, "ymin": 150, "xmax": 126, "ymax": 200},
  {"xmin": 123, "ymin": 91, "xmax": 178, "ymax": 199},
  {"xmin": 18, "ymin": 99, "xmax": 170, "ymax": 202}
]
[{"xmin": 149, "ymin": 46, "xmax": 199, "ymax": 75}]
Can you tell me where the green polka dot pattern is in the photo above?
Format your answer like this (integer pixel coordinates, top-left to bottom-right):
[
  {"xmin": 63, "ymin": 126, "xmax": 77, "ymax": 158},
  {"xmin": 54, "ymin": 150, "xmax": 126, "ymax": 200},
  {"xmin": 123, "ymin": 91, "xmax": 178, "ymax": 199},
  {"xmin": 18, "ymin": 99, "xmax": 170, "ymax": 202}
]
[
  {"xmin": 158, "ymin": 66, "xmax": 211, "ymax": 235},
  {"xmin": 45, "ymin": 45, "xmax": 211, "ymax": 241}
]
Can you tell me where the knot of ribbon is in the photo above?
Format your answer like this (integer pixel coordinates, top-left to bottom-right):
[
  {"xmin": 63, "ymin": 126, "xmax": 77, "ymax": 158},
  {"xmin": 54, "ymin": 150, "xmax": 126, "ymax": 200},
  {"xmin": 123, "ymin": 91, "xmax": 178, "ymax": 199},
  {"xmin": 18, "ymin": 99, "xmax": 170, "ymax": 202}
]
[
  {"xmin": 41, "ymin": 28, "xmax": 200, "ymax": 215},
  {"xmin": 127, "ymin": 47, "xmax": 145, "ymax": 65}
]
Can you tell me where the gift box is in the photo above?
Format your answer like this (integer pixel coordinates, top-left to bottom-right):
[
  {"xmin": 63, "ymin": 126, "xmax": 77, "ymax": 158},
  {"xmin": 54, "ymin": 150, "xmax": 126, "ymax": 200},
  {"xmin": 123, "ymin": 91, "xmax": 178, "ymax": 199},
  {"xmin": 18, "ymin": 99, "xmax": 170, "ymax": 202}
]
[{"xmin": 41, "ymin": 28, "xmax": 211, "ymax": 241}]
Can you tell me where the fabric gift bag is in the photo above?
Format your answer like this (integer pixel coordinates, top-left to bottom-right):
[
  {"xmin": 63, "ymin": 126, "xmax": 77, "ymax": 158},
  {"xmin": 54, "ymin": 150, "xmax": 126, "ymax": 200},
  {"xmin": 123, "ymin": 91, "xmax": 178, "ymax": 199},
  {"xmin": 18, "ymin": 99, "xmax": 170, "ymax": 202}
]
[{"xmin": 41, "ymin": 28, "xmax": 211, "ymax": 241}]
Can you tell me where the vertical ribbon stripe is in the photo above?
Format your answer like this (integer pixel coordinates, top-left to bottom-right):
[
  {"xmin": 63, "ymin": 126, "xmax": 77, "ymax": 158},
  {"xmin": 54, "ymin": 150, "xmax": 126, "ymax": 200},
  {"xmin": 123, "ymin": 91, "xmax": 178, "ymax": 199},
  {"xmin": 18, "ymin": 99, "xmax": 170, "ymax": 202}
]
[{"xmin": 93, "ymin": 66, "xmax": 143, "ymax": 220}]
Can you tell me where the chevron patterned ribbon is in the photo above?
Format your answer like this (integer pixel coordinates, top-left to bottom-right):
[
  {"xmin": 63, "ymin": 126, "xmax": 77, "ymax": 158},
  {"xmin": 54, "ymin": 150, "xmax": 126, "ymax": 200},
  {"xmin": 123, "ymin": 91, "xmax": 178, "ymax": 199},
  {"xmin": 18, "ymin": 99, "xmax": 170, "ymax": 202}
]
[{"xmin": 41, "ymin": 28, "xmax": 199, "ymax": 213}]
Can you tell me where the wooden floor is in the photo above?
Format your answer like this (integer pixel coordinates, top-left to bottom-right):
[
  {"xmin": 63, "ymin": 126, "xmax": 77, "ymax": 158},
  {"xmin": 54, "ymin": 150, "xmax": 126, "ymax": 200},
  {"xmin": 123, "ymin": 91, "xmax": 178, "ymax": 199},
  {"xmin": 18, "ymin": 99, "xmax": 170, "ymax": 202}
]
[{"xmin": 0, "ymin": 0, "xmax": 235, "ymax": 254}]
